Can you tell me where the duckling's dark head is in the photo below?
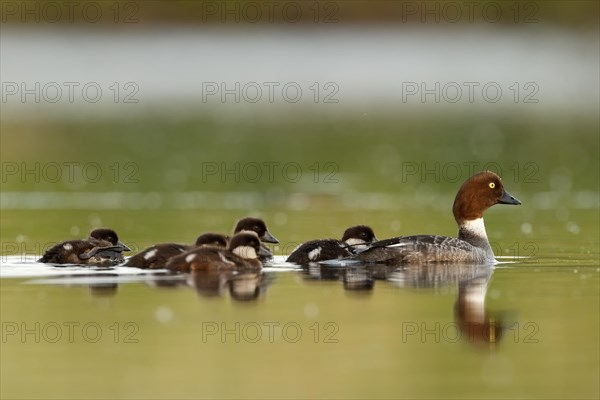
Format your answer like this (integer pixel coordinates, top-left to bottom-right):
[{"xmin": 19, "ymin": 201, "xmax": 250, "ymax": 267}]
[
  {"xmin": 89, "ymin": 228, "xmax": 130, "ymax": 251},
  {"xmin": 195, "ymin": 232, "xmax": 228, "ymax": 248},
  {"xmin": 342, "ymin": 225, "xmax": 377, "ymax": 244},
  {"xmin": 233, "ymin": 217, "xmax": 279, "ymax": 244},
  {"xmin": 89, "ymin": 228, "xmax": 119, "ymax": 245}
]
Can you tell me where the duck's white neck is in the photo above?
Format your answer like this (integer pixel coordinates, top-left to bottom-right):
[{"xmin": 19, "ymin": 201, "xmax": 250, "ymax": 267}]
[
  {"xmin": 458, "ymin": 218, "xmax": 494, "ymax": 257},
  {"xmin": 460, "ymin": 218, "xmax": 488, "ymax": 239}
]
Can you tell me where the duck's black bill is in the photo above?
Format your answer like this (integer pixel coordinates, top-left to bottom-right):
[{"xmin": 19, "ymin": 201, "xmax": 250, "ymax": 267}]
[
  {"xmin": 118, "ymin": 241, "xmax": 132, "ymax": 252},
  {"xmin": 498, "ymin": 190, "xmax": 521, "ymax": 205},
  {"xmin": 261, "ymin": 231, "xmax": 279, "ymax": 244}
]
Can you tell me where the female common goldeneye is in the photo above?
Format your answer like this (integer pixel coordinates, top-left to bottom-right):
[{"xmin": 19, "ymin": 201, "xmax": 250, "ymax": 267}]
[
  {"xmin": 286, "ymin": 225, "xmax": 377, "ymax": 265},
  {"xmin": 232, "ymin": 217, "xmax": 279, "ymax": 261},
  {"xmin": 166, "ymin": 232, "xmax": 268, "ymax": 273},
  {"xmin": 350, "ymin": 171, "xmax": 521, "ymax": 265},
  {"xmin": 38, "ymin": 228, "xmax": 131, "ymax": 267},
  {"xmin": 124, "ymin": 233, "xmax": 228, "ymax": 269}
]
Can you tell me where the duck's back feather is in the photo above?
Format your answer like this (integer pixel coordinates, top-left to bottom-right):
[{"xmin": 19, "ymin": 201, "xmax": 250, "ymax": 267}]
[
  {"xmin": 124, "ymin": 243, "xmax": 189, "ymax": 269},
  {"xmin": 356, "ymin": 235, "xmax": 492, "ymax": 265},
  {"xmin": 286, "ymin": 239, "xmax": 351, "ymax": 265}
]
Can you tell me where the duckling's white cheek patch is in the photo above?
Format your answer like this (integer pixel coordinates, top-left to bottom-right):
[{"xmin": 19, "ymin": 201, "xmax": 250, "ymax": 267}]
[
  {"xmin": 185, "ymin": 253, "xmax": 197, "ymax": 263},
  {"xmin": 308, "ymin": 247, "xmax": 321, "ymax": 261},
  {"xmin": 144, "ymin": 249, "xmax": 157, "ymax": 260},
  {"xmin": 233, "ymin": 246, "xmax": 257, "ymax": 259},
  {"xmin": 63, "ymin": 243, "xmax": 73, "ymax": 251},
  {"xmin": 345, "ymin": 238, "xmax": 366, "ymax": 248}
]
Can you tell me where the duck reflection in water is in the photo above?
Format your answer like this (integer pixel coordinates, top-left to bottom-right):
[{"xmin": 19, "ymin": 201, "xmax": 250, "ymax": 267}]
[
  {"xmin": 388, "ymin": 264, "xmax": 489, "ymax": 289},
  {"xmin": 390, "ymin": 264, "xmax": 505, "ymax": 346},
  {"xmin": 454, "ymin": 273, "xmax": 504, "ymax": 347},
  {"xmin": 303, "ymin": 261, "xmax": 506, "ymax": 346}
]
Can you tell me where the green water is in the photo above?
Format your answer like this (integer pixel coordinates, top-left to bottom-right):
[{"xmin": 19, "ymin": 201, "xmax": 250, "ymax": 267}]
[
  {"xmin": 0, "ymin": 257, "xmax": 598, "ymax": 399},
  {"xmin": 1, "ymin": 114, "xmax": 599, "ymax": 399}
]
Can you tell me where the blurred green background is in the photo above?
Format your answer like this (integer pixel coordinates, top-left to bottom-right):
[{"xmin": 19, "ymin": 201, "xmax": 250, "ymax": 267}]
[{"xmin": 1, "ymin": 113, "xmax": 598, "ymax": 252}]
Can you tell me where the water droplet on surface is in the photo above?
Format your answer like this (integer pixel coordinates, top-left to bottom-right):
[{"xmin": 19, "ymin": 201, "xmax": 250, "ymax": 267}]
[
  {"xmin": 566, "ymin": 222, "xmax": 580, "ymax": 235},
  {"xmin": 304, "ymin": 303, "xmax": 319, "ymax": 319},
  {"xmin": 520, "ymin": 223, "xmax": 532, "ymax": 235},
  {"xmin": 155, "ymin": 306, "xmax": 173, "ymax": 324}
]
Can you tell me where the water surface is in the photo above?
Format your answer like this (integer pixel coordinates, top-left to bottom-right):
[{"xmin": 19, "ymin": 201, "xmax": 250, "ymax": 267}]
[{"xmin": 1, "ymin": 231, "xmax": 598, "ymax": 399}]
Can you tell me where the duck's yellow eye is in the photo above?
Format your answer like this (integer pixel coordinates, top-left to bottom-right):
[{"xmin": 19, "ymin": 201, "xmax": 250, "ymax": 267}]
[{"xmin": 489, "ymin": 182, "xmax": 496, "ymax": 189}]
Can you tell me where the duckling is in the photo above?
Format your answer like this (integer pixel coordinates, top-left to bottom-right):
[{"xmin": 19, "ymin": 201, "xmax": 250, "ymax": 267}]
[
  {"xmin": 232, "ymin": 217, "xmax": 278, "ymax": 262},
  {"xmin": 166, "ymin": 231, "xmax": 268, "ymax": 273},
  {"xmin": 39, "ymin": 228, "xmax": 130, "ymax": 267},
  {"xmin": 124, "ymin": 233, "xmax": 227, "ymax": 269},
  {"xmin": 286, "ymin": 225, "xmax": 377, "ymax": 265}
]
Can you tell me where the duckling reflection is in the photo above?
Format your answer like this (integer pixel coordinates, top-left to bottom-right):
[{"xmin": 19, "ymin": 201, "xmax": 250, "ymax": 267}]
[
  {"xmin": 187, "ymin": 270, "xmax": 229, "ymax": 297},
  {"xmin": 305, "ymin": 261, "xmax": 397, "ymax": 282},
  {"xmin": 187, "ymin": 270, "xmax": 268, "ymax": 302},
  {"xmin": 454, "ymin": 273, "xmax": 505, "ymax": 346},
  {"xmin": 88, "ymin": 282, "xmax": 118, "ymax": 297},
  {"xmin": 300, "ymin": 264, "xmax": 375, "ymax": 293},
  {"xmin": 368, "ymin": 264, "xmax": 397, "ymax": 280},
  {"xmin": 228, "ymin": 271, "xmax": 266, "ymax": 301},
  {"xmin": 87, "ymin": 272, "xmax": 188, "ymax": 296},
  {"xmin": 145, "ymin": 272, "xmax": 188, "ymax": 289},
  {"xmin": 306, "ymin": 263, "xmax": 343, "ymax": 280},
  {"xmin": 343, "ymin": 267, "xmax": 374, "ymax": 291}
]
